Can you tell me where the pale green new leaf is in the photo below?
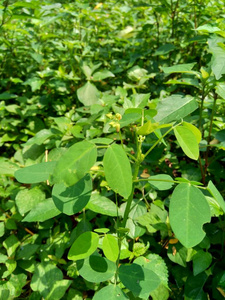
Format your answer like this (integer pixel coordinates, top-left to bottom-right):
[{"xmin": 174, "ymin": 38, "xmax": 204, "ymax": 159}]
[
  {"xmin": 51, "ymin": 140, "xmax": 97, "ymax": 186},
  {"xmin": 174, "ymin": 126, "xmax": 199, "ymax": 160},
  {"xmin": 103, "ymin": 234, "xmax": 119, "ymax": 262},
  {"xmin": 103, "ymin": 144, "xmax": 132, "ymax": 198},
  {"xmin": 68, "ymin": 231, "xmax": 99, "ymax": 261},
  {"xmin": 169, "ymin": 183, "xmax": 211, "ymax": 248}
]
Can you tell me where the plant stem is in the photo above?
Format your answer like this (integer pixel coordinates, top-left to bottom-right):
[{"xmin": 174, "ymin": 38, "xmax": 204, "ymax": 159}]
[
  {"xmin": 143, "ymin": 125, "xmax": 175, "ymax": 160},
  {"xmin": 203, "ymin": 93, "xmax": 217, "ymax": 180}
]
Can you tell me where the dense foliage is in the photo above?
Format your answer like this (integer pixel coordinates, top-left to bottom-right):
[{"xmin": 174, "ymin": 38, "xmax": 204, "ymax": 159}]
[{"xmin": 0, "ymin": 0, "xmax": 225, "ymax": 299}]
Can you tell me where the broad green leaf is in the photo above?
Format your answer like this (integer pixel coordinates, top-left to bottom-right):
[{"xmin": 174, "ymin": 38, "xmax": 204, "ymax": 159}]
[
  {"xmin": 193, "ymin": 250, "xmax": 212, "ymax": 276},
  {"xmin": 150, "ymin": 284, "xmax": 170, "ymax": 300},
  {"xmin": 119, "ymin": 113, "xmax": 141, "ymax": 128},
  {"xmin": 91, "ymin": 138, "xmax": 114, "ymax": 145},
  {"xmin": 92, "ymin": 70, "xmax": 115, "ymax": 81},
  {"xmin": 30, "ymin": 262, "xmax": 71, "ymax": 299},
  {"xmin": 77, "ymin": 253, "xmax": 116, "ymax": 283},
  {"xmin": 148, "ymin": 174, "xmax": 174, "ymax": 190},
  {"xmin": 137, "ymin": 121, "xmax": 160, "ymax": 135},
  {"xmin": 207, "ymin": 181, "xmax": 225, "ymax": 213},
  {"xmin": 52, "ymin": 174, "xmax": 92, "ymax": 215},
  {"xmin": 208, "ymin": 37, "xmax": 225, "ymax": 80},
  {"xmin": 51, "ymin": 140, "xmax": 97, "ymax": 186},
  {"xmin": 196, "ymin": 24, "xmax": 222, "ymax": 33},
  {"xmin": 77, "ymin": 81, "xmax": 100, "ymax": 106},
  {"xmin": 174, "ymin": 126, "xmax": 199, "ymax": 160},
  {"xmin": 103, "ymin": 144, "xmax": 132, "ymax": 198},
  {"xmin": 182, "ymin": 122, "xmax": 202, "ymax": 143},
  {"xmin": 134, "ymin": 254, "xmax": 169, "ymax": 288},
  {"xmin": 154, "ymin": 94, "xmax": 198, "ymax": 124},
  {"xmin": 216, "ymin": 83, "xmax": 225, "ymax": 100},
  {"xmin": 25, "ymin": 129, "xmax": 60, "ymax": 146},
  {"xmin": 0, "ymin": 160, "xmax": 19, "ymax": 176},
  {"xmin": 93, "ymin": 285, "xmax": 128, "ymax": 300},
  {"xmin": 45, "ymin": 280, "xmax": 72, "ymax": 300},
  {"xmin": 68, "ymin": 231, "xmax": 99, "ymax": 261},
  {"xmin": 166, "ymin": 78, "xmax": 200, "ymax": 88},
  {"xmin": 103, "ymin": 234, "xmax": 119, "ymax": 262},
  {"xmin": 153, "ymin": 43, "xmax": 176, "ymax": 56},
  {"xmin": 22, "ymin": 198, "xmax": 61, "ymax": 222},
  {"xmin": 162, "ymin": 63, "xmax": 197, "ymax": 74},
  {"xmin": 86, "ymin": 192, "xmax": 117, "ymax": 216},
  {"xmin": 167, "ymin": 244, "xmax": 188, "ymax": 267},
  {"xmin": 16, "ymin": 186, "xmax": 46, "ymax": 215},
  {"xmin": 130, "ymin": 93, "xmax": 150, "ymax": 108},
  {"xmin": 169, "ymin": 183, "xmax": 211, "ymax": 248},
  {"xmin": 119, "ymin": 263, "xmax": 160, "ymax": 298},
  {"xmin": 15, "ymin": 161, "xmax": 57, "ymax": 184},
  {"xmin": 3, "ymin": 235, "xmax": 20, "ymax": 257},
  {"xmin": 184, "ymin": 272, "xmax": 208, "ymax": 300}
]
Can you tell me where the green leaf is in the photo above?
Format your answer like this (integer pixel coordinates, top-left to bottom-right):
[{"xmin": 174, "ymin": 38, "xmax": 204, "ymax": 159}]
[
  {"xmin": 148, "ymin": 174, "xmax": 174, "ymax": 190},
  {"xmin": 92, "ymin": 70, "xmax": 115, "ymax": 81},
  {"xmin": 119, "ymin": 263, "xmax": 160, "ymax": 298},
  {"xmin": 22, "ymin": 198, "xmax": 61, "ymax": 222},
  {"xmin": 102, "ymin": 234, "xmax": 119, "ymax": 262},
  {"xmin": 86, "ymin": 192, "xmax": 117, "ymax": 216},
  {"xmin": 15, "ymin": 161, "xmax": 57, "ymax": 184},
  {"xmin": 0, "ymin": 222, "xmax": 5, "ymax": 238},
  {"xmin": 208, "ymin": 37, "xmax": 225, "ymax": 80},
  {"xmin": 134, "ymin": 254, "xmax": 169, "ymax": 288},
  {"xmin": 182, "ymin": 122, "xmax": 202, "ymax": 143},
  {"xmin": 207, "ymin": 181, "xmax": 225, "ymax": 213},
  {"xmin": 68, "ymin": 231, "xmax": 99, "ymax": 261},
  {"xmin": 174, "ymin": 126, "xmax": 199, "ymax": 160},
  {"xmin": 137, "ymin": 121, "xmax": 160, "ymax": 135},
  {"xmin": 167, "ymin": 244, "xmax": 188, "ymax": 267},
  {"xmin": 193, "ymin": 250, "xmax": 212, "ymax": 276},
  {"xmin": 30, "ymin": 262, "xmax": 71, "ymax": 300},
  {"xmin": 77, "ymin": 253, "xmax": 116, "ymax": 283},
  {"xmin": 16, "ymin": 186, "xmax": 46, "ymax": 216},
  {"xmin": 154, "ymin": 94, "xmax": 198, "ymax": 124},
  {"xmin": 184, "ymin": 272, "xmax": 208, "ymax": 300},
  {"xmin": 103, "ymin": 144, "xmax": 132, "ymax": 198},
  {"xmin": 93, "ymin": 285, "xmax": 128, "ymax": 300},
  {"xmin": 162, "ymin": 63, "xmax": 197, "ymax": 74},
  {"xmin": 0, "ymin": 160, "xmax": 19, "ymax": 176},
  {"xmin": 52, "ymin": 140, "xmax": 97, "ymax": 186},
  {"xmin": 52, "ymin": 174, "xmax": 92, "ymax": 215},
  {"xmin": 169, "ymin": 183, "xmax": 211, "ymax": 248},
  {"xmin": 153, "ymin": 43, "xmax": 176, "ymax": 56},
  {"xmin": 77, "ymin": 82, "xmax": 100, "ymax": 106},
  {"xmin": 3, "ymin": 235, "xmax": 20, "ymax": 257}
]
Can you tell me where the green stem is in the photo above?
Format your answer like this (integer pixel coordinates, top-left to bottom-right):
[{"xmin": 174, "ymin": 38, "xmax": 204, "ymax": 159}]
[
  {"xmin": 143, "ymin": 125, "xmax": 176, "ymax": 160},
  {"xmin": 122, "ymin": 162, "xmax": 141, "ymax": 228},
  {"xmin": 203, "ymin": 93, "xmax": 217, "ymax": 180}
]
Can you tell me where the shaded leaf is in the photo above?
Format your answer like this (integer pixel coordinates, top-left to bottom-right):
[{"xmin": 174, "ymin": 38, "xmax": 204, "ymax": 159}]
[
  {"xmin": 52, "ymin": 174, "xmax": 92, "ymax": 215},
  {"xmin": 68, "ymin": 231, "xmax": 99, "ymax": 261},
  {"xmin": 169, "ymin": 183, "xmax": 211, "ymax": 248}
]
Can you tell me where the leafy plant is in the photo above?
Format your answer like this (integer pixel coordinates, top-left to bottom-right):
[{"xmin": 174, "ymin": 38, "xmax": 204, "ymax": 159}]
[{"xmin": 0, "ymin": 0, "xmax": 225, "ymax": 299}]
